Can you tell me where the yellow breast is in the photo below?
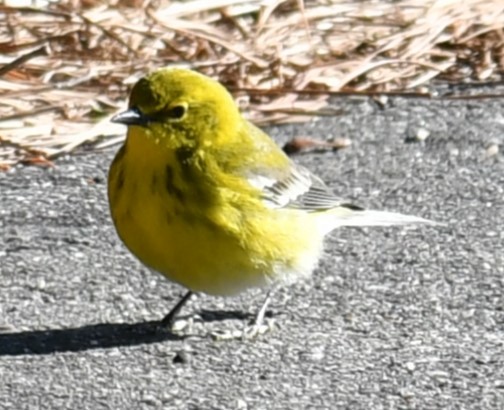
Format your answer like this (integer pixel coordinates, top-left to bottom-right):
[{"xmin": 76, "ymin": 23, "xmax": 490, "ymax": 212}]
[{"xmin": 107, "ymin": 136, "xmax": 322, "ymax": 296}]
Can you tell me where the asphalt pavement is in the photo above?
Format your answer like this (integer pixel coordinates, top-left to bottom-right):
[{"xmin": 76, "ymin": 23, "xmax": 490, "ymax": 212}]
[{"xmin": 0, "ymin": 91, "xmax": 503, "ymax": 409}]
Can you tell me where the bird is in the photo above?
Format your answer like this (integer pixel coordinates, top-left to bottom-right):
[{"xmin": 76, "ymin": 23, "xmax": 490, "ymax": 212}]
[{"xmin": 108, "ymin": 67, "xmax": 436, "ymax": 337}]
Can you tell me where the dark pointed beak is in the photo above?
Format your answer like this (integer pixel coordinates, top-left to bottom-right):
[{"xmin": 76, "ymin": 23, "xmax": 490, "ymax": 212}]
[{"xmin": 111, "ymin": 107, "xmax": 150, "ymax": 126}]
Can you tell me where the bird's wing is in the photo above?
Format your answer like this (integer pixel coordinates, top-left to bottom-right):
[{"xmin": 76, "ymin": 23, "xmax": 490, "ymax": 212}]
[{"xmin": 246, "ymin": 161, "xmax": 361, "ymax": 211}]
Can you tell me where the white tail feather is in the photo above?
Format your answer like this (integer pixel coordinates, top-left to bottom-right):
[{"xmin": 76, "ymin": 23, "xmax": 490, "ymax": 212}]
[
  {"xmin": 336, "ymin": 209, "xmax": 437, "ymax": 227},
  {"xmin": 319, "ymin": 207, "xmax": 440, "ymax": 235}
]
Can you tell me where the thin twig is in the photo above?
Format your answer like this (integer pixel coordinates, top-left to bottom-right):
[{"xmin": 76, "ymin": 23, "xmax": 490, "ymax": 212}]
[{"xmin": 0, "ymin": 45, "xmax": 48, "ymax": 77}]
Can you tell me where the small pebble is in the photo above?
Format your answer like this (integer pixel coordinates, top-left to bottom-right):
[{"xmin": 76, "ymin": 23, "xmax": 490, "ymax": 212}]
[
  {"xmin": 405, "ymin": 361, "xmax": 415, "ymax": 372},
  {"xmin": 405, "ymin": 127, "xmax": 430, "ymax": 143},
  {"xmin": 172, "ymin": 351, "xmax": 189, "ymax": 364},
  {"xmin": 485, "ymin": 143, "xmax": 499, "ymax": 158}
]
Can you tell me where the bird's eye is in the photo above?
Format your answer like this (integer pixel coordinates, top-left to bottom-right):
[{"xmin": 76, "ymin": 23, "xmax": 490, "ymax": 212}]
[{"xmin": 166, "ymin": 105, "xmax": 186, "ymax": 119}]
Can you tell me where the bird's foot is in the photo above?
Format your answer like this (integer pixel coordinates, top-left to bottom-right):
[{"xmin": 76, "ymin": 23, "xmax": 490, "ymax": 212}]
[{"xmin": 210, "ymin": 318, "xmax": 276, "ymax": 340}]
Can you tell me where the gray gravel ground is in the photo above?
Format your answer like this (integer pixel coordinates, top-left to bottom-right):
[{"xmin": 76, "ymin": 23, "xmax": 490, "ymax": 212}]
[{"xmin": 0, "ymin": 91, "xmax": 503, "ymax": 410}]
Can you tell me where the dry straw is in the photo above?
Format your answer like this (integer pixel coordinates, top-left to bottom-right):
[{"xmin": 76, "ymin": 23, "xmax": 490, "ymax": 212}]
[{"xmin": 0, "ymin": 0, "xmax": 503, "ymax": 168}]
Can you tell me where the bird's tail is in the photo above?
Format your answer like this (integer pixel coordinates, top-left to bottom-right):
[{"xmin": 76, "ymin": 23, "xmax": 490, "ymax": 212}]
[{"xmin": 318, "ymin": 206, "xmax": 439, "ymax": 234}]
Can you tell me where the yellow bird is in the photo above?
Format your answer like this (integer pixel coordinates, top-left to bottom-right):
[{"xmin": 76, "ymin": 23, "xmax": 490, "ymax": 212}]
[{"xmin": 109, "ymin": 67, "xmax": 435, "ymax": 335}]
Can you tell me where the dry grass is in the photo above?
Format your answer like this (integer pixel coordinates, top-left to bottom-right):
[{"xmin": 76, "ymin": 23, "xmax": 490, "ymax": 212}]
[{"xmin": 1, "ymin": 0, "xmax": 503, "ymax": 168}]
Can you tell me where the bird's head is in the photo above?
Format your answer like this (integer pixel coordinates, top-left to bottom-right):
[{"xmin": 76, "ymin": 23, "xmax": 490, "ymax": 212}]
[{"xmin": 112, "ymin": 68, "xmax": 242, "ymax": 150}]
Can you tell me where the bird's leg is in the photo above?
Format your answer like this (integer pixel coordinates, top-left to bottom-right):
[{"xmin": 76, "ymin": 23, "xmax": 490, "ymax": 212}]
[
  {"xmin": 240, "ymin": 288, "xmax": 276, "ymax": 339},
  {"xmin": 160, "ymin": 290, "xmax": 194, "ymax": 328},
  {"xmin": 252, "ymin": 289, "xmax": 274, "ymax": 328},
  {"xmin": 211, "ymin": 289, "xmax": 277, "ymax": 340}
]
